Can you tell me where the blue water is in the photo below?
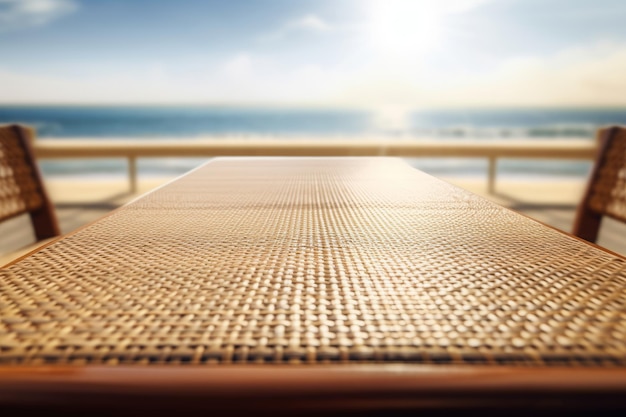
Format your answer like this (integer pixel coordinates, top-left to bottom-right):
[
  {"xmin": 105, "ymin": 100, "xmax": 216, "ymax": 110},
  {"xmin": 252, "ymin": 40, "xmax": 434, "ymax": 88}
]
[
  {"xmin": 2, "ymin": 105, "xmax": 624, "ymax": 178},
  {"xmin": 0, "ymin": 106, "xmax": 372, "ymax": 138},
  {"xmin": 2, "ymin": 106, "xmax": 625, "ymax": 139}
]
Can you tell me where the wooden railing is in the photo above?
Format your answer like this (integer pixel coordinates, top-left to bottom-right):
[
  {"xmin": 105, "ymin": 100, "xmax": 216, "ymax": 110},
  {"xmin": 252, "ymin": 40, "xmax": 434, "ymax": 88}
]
[{"xmin": 33, "ymin": 138, "xmax": 597, "ymax": 193}]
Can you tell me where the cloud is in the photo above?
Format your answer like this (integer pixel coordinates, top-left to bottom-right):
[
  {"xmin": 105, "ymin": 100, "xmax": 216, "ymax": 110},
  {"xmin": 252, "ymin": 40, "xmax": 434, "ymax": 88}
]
[
  {"xmin": 3, "ymin": 43, "xmax": 626, "ymax": 108},
  {"xmin": 435, "ymin": 0, "xmax": 493, "ymax": 14},
  {"xmin": 0, "ymin": 50, "xmax": 349, "ymax": 105},
  {"xmin": 259, "ymin": 13, "xmax": 331, "ymax": 42},
  {"xmin": 331, "ymin": 42, "xmax": 626, "ymax": 108},
  {"xmin": 0, "ymin": 0, "xmax": 78, "ymax": 31},
  {"xmin": 443, "ymin": 43, "xmax": 626, "ymax": 107},
  {"xmin": 0, "ymin": 62, "xmax": 194, "ymax": 104},
  {"xmin": 286, "ymin": 14, "xmax": 330, "ymax": 32},
  {"xmin": 219, "ymin": 53, "xmax": 254, "ymax": 77},
  {"xmin": 366, "ymin": 0, "xmax": 492, "ymax": 16}
]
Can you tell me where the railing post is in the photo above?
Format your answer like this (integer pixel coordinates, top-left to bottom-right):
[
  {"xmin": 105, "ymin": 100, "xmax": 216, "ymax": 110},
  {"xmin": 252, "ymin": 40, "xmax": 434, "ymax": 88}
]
[
  {"xmin": 488, "ymin": 156, "xmax": 497, "ymax": 194},
  {"xmin": 129, "ymin": 156, "xmax": 137, "ymax": 193}
]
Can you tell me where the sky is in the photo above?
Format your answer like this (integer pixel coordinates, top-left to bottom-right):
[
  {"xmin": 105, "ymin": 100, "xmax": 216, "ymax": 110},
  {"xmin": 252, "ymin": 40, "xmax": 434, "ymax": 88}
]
[{"xmin": 1, "ymin": 0, "xmax": 626, "ymax": 107}]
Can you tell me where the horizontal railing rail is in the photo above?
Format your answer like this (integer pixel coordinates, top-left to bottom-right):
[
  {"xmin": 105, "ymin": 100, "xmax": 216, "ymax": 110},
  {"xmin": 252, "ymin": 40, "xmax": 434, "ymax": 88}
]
[{"xmin": 33, "ymin": 138, "xmax": 597, "ymax": 193}]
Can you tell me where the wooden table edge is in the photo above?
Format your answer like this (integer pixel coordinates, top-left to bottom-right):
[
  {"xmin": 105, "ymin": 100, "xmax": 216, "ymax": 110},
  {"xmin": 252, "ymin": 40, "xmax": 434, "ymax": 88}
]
[{"xmin": 0, "ymin": 365, "xmax": 625, "ymax": 413}]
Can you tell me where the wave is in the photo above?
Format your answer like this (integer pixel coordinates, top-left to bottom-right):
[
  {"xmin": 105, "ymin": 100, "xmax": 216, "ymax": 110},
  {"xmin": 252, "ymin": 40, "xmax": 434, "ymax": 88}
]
[{"xmin": 2, "ymin": 106, "xmax": 623, "ymax": 139}]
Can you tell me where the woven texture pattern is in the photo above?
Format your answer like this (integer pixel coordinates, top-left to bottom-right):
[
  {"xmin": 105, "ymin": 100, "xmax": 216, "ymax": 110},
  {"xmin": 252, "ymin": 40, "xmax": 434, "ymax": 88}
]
[
  {"xmin": 0, "ymin": 125, "xmax": 43, "ymax": 222},
  {"xmin": 589, "ymin": 128, "xmax": 626, "ymax": 222},
  {"xmin": 1, "ymin": 158, "xmax": 626, "ymax": 366}
]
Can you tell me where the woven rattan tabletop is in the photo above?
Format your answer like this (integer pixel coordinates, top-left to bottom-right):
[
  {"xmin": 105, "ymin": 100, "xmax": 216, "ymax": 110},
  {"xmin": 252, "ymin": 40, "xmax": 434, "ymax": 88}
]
[{"xmin": 1, "ymin": 157, "xmax": 626, "ymax": 413}]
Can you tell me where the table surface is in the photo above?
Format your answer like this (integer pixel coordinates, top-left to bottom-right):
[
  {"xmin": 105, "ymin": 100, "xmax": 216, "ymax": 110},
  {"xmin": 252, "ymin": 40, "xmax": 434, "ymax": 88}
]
[{"xmin": 1, "ymin": 157, "xmax": 626, "ymax": 413}]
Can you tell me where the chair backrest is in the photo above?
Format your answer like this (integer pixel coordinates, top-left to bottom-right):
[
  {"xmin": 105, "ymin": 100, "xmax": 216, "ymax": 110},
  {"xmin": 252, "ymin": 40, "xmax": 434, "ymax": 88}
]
[
  {"xmin": 0, "ymin": 124, "xmax": 60, "ymax": 241},
  {"xmin": 573, "ymin": 126, "xmax": 626, "ymax": 243}
]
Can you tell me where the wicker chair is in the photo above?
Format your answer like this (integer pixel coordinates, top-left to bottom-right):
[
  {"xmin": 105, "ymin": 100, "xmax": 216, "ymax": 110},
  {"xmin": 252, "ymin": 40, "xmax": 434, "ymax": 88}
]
[
  {"xmin": 0, "ymin": 124, "xmax": 60, "ymax": 253},
  {"xmin": 573, "ymin": 126, "xmax": 626, "ymax": 243}
]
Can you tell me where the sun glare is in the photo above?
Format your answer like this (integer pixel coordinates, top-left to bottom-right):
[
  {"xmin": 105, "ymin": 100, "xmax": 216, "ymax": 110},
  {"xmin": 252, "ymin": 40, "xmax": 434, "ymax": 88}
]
[
  {"xmin": 366, "ymin": 0, "xmax": 444, "ymax": 57},
  {"xmin": 372, "ymin": 106, "xmax": 412, "ymax": 134}
]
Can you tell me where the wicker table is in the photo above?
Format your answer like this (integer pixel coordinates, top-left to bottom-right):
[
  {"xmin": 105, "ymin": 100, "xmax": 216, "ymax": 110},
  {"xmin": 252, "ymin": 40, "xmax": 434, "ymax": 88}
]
[{"xmin": 1, "ymin": 157, "xmax": 625, "ymax": 415}]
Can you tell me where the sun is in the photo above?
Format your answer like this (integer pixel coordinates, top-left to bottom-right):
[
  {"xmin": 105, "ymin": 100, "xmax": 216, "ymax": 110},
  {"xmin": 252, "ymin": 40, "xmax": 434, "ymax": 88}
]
[{"xmin": 366, "ymin": 0, "xmax": 445, "ymax": 58}]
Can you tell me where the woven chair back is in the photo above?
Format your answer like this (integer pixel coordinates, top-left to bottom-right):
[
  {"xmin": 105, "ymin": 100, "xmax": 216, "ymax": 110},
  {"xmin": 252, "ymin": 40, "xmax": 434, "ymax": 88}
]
[
  {"xmin": 0, "ymin": 124, "xmax": 59, "ymax": 240},
  {"xmin": 573, "ymin": 126, "xmax": 626, "ymax": 242}
]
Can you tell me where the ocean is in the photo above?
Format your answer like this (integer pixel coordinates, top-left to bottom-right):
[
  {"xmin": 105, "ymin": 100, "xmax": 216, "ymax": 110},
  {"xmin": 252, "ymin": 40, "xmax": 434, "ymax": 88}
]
[{"xmin": 2, "ymin": 105, "xmax": 625, "ymax": 179}]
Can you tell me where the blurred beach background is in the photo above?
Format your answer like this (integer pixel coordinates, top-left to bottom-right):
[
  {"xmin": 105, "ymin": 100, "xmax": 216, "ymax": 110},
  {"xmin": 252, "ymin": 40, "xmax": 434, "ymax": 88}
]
[
  {"xmin": 2, "ymin": 0, "xmax": 626, "ymax": 256},
  {"xmin": 0, "ymin": 105, "xmax": 624, "ymax": 180}
]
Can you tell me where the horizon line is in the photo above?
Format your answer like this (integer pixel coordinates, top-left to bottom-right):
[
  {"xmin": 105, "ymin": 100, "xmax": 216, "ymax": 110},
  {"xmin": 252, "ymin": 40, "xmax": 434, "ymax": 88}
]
[{"xmin": 2, "ymin": 103, "xmax": 626, "ymax": 110}]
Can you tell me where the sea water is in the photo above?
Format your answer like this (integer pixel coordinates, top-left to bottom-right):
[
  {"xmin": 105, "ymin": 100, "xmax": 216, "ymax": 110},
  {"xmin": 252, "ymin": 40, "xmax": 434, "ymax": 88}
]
[{"xmin": 2, "ymin": 105, "xmax": 625, "ymax": 179}]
